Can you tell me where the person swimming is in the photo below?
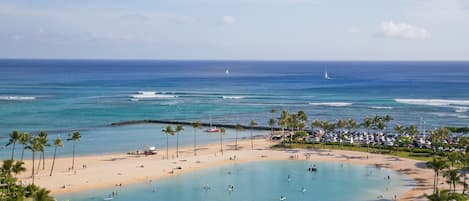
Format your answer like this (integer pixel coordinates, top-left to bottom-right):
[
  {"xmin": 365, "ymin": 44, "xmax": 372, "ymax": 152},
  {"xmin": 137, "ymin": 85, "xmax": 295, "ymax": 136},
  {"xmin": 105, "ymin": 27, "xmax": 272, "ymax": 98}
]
[
  {"xmin": 287, "ymin": 175, "xmax": 291, "ymax": 183},
  {"xmin": 301, "ymin": 187, "xmax": 306, "ymax": 193},
  {"xmin": 280, "ymin": 195, "xmax": 287, "ymax": 200},
  {"xmin": 203, "ymin": 183, "xmax": 210, "ymax": 191}
]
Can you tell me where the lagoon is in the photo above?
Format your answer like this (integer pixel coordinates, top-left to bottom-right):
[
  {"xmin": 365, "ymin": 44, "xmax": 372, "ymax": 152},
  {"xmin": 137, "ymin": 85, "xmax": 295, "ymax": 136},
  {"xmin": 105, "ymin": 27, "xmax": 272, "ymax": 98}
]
[{"xmin": 56, "ymin": 160, "xmax": 413, "ymax": 201}]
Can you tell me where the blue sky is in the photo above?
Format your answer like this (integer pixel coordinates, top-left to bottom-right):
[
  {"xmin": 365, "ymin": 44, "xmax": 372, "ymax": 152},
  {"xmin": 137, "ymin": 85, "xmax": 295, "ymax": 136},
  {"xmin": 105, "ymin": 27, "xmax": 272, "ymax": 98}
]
[{"xmin": 1, "ymin": 0, "xmax": 468, "ymax": 60}]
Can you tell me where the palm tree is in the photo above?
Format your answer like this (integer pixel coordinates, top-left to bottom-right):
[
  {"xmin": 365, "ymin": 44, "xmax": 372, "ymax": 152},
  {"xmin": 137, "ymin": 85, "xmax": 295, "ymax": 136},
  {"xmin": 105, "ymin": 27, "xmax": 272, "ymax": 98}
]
[
  {"xmin": 234, "ymin": 124, "xmax": 244, "ymax": 150},
  {"xmin": 268, "ymin": 118, "xmax": 276, "ymax": 138},
  {"xmin": 278, "ymin": 118, "xmax": 287, "ymax": 141},
  {"xmin": 406, "ymin": 125, "xmax": 419, "ymax": 139},
  {"xmin": 191, "ymin": 121, "xmax": 201, "ymax": 156},
  {"xmin": 67, "ymin": 131, "xmax": 81, "ymax": 170},
  {"xmin": 1, "ymin": 159, "xmax": 14, "ymax": 174},
  {"xmin": 427, "ymin": 157, "xmax": 449, "ymax": 194},
  {"xmin": 347, "ymin": 118, "xmax": 357, "ymax": 132},
  {"xmin": 394, "ymin": 124, "xmax": 404, "ymax": 135},
  {"xmin": 297, "ymin": 110, "xmax": 308, "ymax": 131},
  {"xmin": 426, "ymin": 189, "xmax": 467, "ymax": 201},
  {"xmin": 12, "ymin": 160, "xmax": 26, "ymax": 179},
  {"xmin": 363, "ymin": 116, "xmax": 373, "ymax": 145},
  {"xmin": 249, "ymin": 120, "xmax": 257, "ymax": 150},
  {"xmin": 31, "ymin": 187, "xmax": 54, "ymax": 201},
  {"xmin": 26, "ymin": 137, "xmax": 42, "ymax": 185},
  {"xmin": 219, "ymin": 127, "xmax": 226, "ymax": 155},
  {"xmin": 443, "ymin": 169, "xmax": 461, "ymax": 193},
  {"xmin": 162, "ymin": 125, "xmax": 175, "ymax": 160},
  {"xmin": 49, "ymin": 137, "xmax": 63, "ymax": 176},
  {"xmin": 270, "ymin": 108, "xmax": 276, "ymax": 121},
  {"xmin": 6, "ymin": 130, "xmax": 21, "ymax": 160},
  {"xmin": 38, "ymin": 131, "xmax": 49, "ymax": 170},
  {"xmin": 19, "ymin": 132, "xmax": 31, "ymax": 161},
  {"xmin": 175, "ymin": 125, "xmax": 184, "ymax": 158}
]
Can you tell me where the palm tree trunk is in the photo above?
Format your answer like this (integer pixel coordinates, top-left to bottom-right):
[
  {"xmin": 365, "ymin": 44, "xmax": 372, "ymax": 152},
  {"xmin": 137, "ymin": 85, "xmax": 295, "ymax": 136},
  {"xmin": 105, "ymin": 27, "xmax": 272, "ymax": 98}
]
[
  {"xmin": 235, "ymin": 131, "xmax": 238, "ymax": 150},
  {"xmin": 32, "ymin": 151, "xmax": 35, "ymax": 185},
  {"xmin": 50, "ymin": 147, "xmax": 57, "ymax": 176},
  {"xmin": 36, "ymin": 154, "xmax": 41, "ymax": 174},
  {"xmin": 193, "ymin": 130, "xmax": 197, "ymax": 156},
  {"xmin": 220, "ymin": 132, "xmax": 223, "ymax": 155},
  {"xmin": 21, "ymin": 145, "xmax": 25, "ymax": 161},
  {"xmin": 10, "ymin": 142, "xmax": 16, "ymax": 160},
  {"xmin": 72, "ymin": 141, "xmax": 76, "ymax": 170},
  {"xmin": 250, "ymin": 128, "xmax": 253, "ymax": 150},
  {"xmin": 42, "ymin": 151, "xmax": 45, "ymax": 170},
  {"xmin": 176, "ymin": 133, "xmax": 179, "ymax": 158},
  {"xmin": 166, "ymin": 134, "xmax": 169, "ymax": 160},
  {"xmin": 463, "ymin": 169, "xmax": 467, "ymax": 194}
]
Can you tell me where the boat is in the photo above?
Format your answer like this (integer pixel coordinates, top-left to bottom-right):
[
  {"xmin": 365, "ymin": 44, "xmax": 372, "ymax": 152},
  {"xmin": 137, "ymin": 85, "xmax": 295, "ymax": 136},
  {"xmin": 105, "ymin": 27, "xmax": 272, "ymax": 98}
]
[
  {"xmin": 324, "ymin": 71, "xmax": 331, "ymax": 80},
  {"xmin": 225, "ymin": 69, "xmax": 230, "ymax": 75},
  {"xmin": 205, "ymin": 114, "xmax": 220, "ymax": 133}
]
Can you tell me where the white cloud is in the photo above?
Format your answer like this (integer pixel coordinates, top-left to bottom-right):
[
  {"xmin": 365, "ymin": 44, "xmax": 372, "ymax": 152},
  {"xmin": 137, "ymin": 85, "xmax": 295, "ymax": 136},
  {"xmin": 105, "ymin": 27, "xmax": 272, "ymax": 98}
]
[
  {"xmin": 221, "ymin": 16, "xmax": 236, "ymax": 24},
  {"xmin": 378, "ymin": 21, "xmax": 430, "ymax": 40}
]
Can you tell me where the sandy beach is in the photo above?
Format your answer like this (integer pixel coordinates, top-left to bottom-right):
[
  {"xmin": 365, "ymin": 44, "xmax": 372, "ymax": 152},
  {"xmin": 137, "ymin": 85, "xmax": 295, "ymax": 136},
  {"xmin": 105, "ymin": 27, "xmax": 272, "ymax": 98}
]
[{"xmin": 17, "ymin": 138, "xmax": 436, "ymax": 200}]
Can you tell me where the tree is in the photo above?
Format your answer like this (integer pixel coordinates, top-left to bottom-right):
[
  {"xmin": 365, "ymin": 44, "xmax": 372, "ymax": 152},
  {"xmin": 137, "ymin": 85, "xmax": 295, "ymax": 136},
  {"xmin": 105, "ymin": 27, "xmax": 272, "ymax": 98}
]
[
  {"xmin": 26, "ymin": 137, "xmax": 43, "ymax": 185},
  {"xmin": 363, "ymin": 116, "xmax": 373, "ymax": 134},
  {"xmin": 249, "ymin": 120, "xmax": 257, "ymax": 150},
  {"xmin": 6, "ymin": 130, "xmax": 21, "ymax": 160},
  {"xmin": 67, "ymin": 131, "xmax": 81, "ymax": 170},
  {"xmin": 219, "ymin": 127, "xmax": 226, "ymax": 155},
  {"xmin": 297, "ymin": 110, "xmax": 308, "ymax": 131},
  {"xmin": 50, "ymin": 137, "xmax": 63, "ymax": 176},
  {"xmin": 427, "ymin": 157, "xmax": 449, "ymax": 194},
  {"xmin": 162, "ymin": 125, "xmax": 175, "ymax": 160},
  {"xmin": 175, "ymin": 125, "xmax": 184, "ymax": 158},
  {"xmin": 38, "ymin": 131, "xmax": 50, "ymax": 171},
  {"xmin": 406, "ymin": 125, "xmax": 419, "ymax": 139},
  {"xmin": 443, "ymin": 169, "xmax": 461, "ymax": 193},
  {"xmin": 191, "ymin": 121, "xmax": 201, "ymax": 156},
  {"xmin": 234, "ymin": 124, "xmax": 244, "ymax": 150},
  {"xmin": 394, "ymin": 124, "xmax": 404, "ymax": 135},
  {"xmin": 31, "ymin": 187, "xmax": 55, "ymax": 201},
  {"xmin": 347, "ymin": 118, "xmax": 357, "ymax": 132},
  {"xmin": 268, "ymin": 118, "xmax": 276, "ymax": 138},
  {"xmin": 12, "ymin": 160, "xmax": 26, "ymax": 179},
  {"xmin": 430, "ymin": 128, "xmax": 451, "ymax": 145},
  {"xmin": 425, "ymin": 189, "xmax": 467, "ymax": 201},
  {"xmin": 19, "ymin": 132, "xmax": 31, "ymax": 161}
]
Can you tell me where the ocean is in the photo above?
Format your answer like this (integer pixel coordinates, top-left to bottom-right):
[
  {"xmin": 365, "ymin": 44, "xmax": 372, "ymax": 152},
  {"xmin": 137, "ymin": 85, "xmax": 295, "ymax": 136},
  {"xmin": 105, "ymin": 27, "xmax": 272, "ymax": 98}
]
[{"xmin": 1, "ymin": 59, "xmax": 469, "ymax": 158}]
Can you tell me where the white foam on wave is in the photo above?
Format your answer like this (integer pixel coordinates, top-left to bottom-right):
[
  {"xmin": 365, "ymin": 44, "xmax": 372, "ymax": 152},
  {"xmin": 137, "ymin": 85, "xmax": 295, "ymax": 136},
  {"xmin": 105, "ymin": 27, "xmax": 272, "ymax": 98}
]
[
  {"xmin": 370, "ymin": 106, "xmax": 393, "ymax": 110},
  {"xmin": 455, "ymin": 107, "xmax": 469, "ymax": 113},
  {"xmin": 0, "ymin": 96, "xmax": 37, "ymax": 101},
  {"xmin": 222, "ymin": 96, "xmax": 245, "ymax": 99},
  {"xmin": 130, "ymin": 91, "xmax": 177, "ymax": 99},
  {"xmin": 395, "ymin": 98, "xmax": 469, "ymax": 107},
  {"xmin": 433, "ymin": 112, "xmax": 469, "ymax": 119},
  {"xmin": 308, "ymin": 102, "xmax": 352, "ymax": 107}
]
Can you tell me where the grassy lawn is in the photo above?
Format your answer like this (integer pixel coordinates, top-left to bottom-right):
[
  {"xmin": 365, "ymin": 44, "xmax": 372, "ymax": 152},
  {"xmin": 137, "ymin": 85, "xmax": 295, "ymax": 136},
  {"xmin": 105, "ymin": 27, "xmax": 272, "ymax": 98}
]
[{"xmin": 272, "ymin": 143, "xmax": 433, "ymax": 162}]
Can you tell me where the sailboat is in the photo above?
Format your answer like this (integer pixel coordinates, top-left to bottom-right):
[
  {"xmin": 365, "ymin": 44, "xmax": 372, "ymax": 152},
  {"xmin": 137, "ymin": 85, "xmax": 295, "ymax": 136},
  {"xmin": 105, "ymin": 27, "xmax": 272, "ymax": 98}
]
[
  {"xmin": 225, "ymin": 69, "xmax": 230, "ymax": 75},
  {"xmin": 205, "ymin": 114, "xmax": 220, "ymax": 133},
  {"xmin": 324, "ymin": 71, "xmax": 331, "ymax": 80}
]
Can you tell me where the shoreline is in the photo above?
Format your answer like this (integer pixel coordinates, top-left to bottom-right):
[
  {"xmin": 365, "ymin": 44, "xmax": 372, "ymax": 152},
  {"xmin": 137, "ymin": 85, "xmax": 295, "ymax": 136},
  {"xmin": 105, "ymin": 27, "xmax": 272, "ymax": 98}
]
[{"xmin": 16, "ymin": 139, "xmax": 435, "ymax": 200}]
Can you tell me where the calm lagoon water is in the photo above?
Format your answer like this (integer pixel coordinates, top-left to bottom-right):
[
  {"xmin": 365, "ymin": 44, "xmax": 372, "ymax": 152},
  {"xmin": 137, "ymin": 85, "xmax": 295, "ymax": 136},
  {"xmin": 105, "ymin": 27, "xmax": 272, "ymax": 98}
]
[{"xmin": 56, "ymin": 160, "xmax": 413, "ymax": 201}]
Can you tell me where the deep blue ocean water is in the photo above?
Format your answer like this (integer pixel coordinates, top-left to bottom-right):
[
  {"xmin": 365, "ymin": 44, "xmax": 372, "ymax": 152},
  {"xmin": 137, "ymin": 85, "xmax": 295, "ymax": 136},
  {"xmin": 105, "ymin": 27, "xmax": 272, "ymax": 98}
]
[
  {"xmin": 1, "ymin": 60, "xmax": 469, "ymax": 158},
  {"xmin": 56, "ymin": 160, "xmax": 413, "ymax": 201}
]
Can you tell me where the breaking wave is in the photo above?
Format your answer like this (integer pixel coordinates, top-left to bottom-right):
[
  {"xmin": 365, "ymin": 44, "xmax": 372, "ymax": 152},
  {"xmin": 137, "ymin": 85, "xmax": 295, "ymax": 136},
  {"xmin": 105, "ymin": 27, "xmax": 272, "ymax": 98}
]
[
  {"xmin": 308, "ymin": 102, "xmax": 352, "ymax": 107},
  {"xmin": 0, "ymin": 96, "xmax": 37, "ymax": 101}
]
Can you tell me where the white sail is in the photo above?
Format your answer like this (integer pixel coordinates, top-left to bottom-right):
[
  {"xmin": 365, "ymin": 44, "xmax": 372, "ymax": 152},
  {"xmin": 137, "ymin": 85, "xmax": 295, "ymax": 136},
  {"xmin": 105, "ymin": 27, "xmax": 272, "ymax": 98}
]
[
  {"xmin": 324, "ymin": 71, "xmax": 331, "ymax": 80},
  {"xmin": 225, "ymin": 69, "xmax": 230, "ymax": 75}
]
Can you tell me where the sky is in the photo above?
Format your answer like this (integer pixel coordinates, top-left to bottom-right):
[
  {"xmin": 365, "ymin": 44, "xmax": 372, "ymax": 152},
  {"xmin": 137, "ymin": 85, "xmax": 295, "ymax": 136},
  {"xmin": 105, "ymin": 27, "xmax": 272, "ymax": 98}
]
[{"xmin": 0, "ymin": 0, "xmax": 468, "ymax": 60}]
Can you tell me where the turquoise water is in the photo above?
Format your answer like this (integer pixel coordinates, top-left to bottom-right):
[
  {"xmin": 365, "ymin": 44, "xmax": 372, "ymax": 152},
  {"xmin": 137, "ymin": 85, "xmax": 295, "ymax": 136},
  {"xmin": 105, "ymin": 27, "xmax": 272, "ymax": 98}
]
[
  {"xmin": 56, "ymin": 160, "xmax": 413, "ymax": 201},
  {"xmin": 0, "ymin": 123, "xmax": 262, "ymax": 159}
]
